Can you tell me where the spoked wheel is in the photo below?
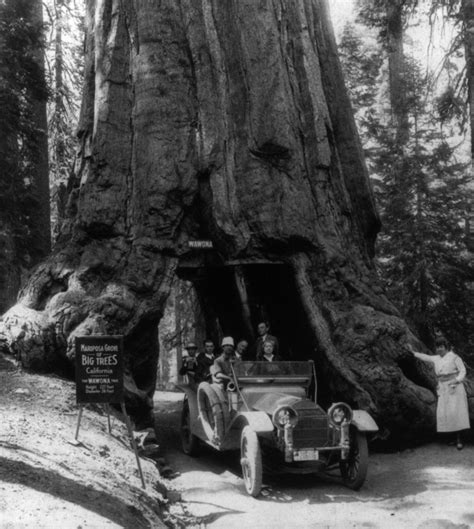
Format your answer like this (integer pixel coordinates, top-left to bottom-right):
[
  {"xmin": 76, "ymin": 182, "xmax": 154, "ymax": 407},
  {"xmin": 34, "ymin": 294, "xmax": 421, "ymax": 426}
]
[
  {"xmin": 340, "ymin": 428, "xmax": 368, "ymax": 490},
  {"xmin": 180, "ymin": 398, "xmax": 200, "ymax": 456},
  {"xmin": 240, "ymin": 426, "xmax": 262, "ymax": 497}
]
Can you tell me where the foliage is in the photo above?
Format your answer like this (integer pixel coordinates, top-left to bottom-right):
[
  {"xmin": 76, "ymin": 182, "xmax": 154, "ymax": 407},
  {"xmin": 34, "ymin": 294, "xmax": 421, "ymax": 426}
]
[
  {"xmin": 338, "ymin": 22, "xmax": 383, "ymax": 115},
  {"xmin": 425, "ymin": 0, "xmax": 468, "ymax": 132},
  {"xmin": 355, "ymin": 0, "xmax": 420, "ymax": 37},
  {"xmin": 0, "ymin": 0, "xmax": 49, "ymax": 266},
  {"xmin": 338, "ymin": 20, "xmax": 474, "ymax": 358}
]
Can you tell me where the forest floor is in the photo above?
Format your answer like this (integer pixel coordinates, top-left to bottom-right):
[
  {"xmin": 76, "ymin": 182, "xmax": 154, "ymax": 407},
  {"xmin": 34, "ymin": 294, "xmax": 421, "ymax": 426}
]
[{"xmin": 1, "ymin": 350, "xmax": 473, "ymax": 529}]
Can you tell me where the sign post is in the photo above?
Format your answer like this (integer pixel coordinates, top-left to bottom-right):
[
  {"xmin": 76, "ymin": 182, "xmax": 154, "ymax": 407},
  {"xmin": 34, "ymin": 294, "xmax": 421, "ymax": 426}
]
[{"xmin": 75, "ymin": 335, "xmax": 146, "ymax": 489}]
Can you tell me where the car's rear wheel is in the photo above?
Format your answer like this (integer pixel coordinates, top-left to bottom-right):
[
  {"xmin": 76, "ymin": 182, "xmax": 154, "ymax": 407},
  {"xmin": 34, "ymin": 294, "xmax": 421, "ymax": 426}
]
[
  {"xmin": 340, "ymin": 428, "xmax": 368, "ymax": 490},
  {"xmin": 240, "ymin": 426, "xmax": 262, "ymax": 497},
  {"xmin": 197, "ymin": 382, "xmax": 226, "ymax": 444},
  {"xmin": 180, "ymin": 398, "xmax": 200, "ymax": 456}
]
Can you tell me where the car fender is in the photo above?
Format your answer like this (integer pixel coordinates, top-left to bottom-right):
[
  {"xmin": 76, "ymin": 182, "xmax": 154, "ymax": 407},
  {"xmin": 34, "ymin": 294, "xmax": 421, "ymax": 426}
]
[
  {"xmin": 176, "ymin": 384, "xmax": 199, "ymax": 424},
  {"xmin": 177, "ymin": 384, "xmax": 214, "ymax": 443},
  {"xmin": 231, "ymin": 411, "xmax": 274, "ymax": 434},
  {"xmin": 352, "ymin": 410, "xmax": 379, "ymax": 432}
]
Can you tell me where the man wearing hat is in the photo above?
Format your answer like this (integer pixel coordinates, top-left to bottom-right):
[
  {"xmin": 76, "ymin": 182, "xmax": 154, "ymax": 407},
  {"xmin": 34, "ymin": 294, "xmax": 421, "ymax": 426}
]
[
  {"xmin": 179, "ymin": 342, "xmax": 199, "ymax": 385},
  {"xmin": 212, "ymin": 336, "xmax": 235, "ymax": 387}
]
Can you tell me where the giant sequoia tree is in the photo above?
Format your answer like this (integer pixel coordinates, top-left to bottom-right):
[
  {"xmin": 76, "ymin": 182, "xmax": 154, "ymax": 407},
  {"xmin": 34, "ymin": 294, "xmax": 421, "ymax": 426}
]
[{"xmin": 1, "ymin": 0, "xmax": 472, "ymax": 436}]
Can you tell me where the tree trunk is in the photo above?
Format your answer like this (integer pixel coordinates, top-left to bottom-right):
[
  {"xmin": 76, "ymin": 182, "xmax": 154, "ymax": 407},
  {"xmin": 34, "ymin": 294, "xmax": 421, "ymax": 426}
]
[
  {"xmin": 463, "ymin": 0, "xmax": 474, "ymax": 169},
  {"xmin": 386, "ymin": 0, "xmax": 409, "ymax": 144},
  {"xmin": 31, "ymin": 0, "xmax": 51, "ymax": 257},
  {"xmin": 1, "ymin": 0, "xmax": 471, "ymax": 436},
  {"xmin": 462, "ymin": 0, "xmax": 474, "ymax": 252},
  {"xmin": 0, "ymin": 1, "xmax": 19, "ymax": 314}
]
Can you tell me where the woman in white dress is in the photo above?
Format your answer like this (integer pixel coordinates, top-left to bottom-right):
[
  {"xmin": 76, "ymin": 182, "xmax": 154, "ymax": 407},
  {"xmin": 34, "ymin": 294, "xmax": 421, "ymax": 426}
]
[{"xmin": 409, "ymin": 337, "xmax": 470, "ymax": 449}]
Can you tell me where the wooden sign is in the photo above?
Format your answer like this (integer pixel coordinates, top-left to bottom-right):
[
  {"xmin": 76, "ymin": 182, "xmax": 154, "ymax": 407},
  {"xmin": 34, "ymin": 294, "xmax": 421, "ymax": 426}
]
[
  {"xmin": 188, "ymin": 240, "xmax": 213, "ymax": 249},
  {"xmin": 75, "ymin": 336, "xmax": 123, "ymax": 403},
  {"xmin": 73, "ymin": 335, "xmax": 145, "ymax": 489}
]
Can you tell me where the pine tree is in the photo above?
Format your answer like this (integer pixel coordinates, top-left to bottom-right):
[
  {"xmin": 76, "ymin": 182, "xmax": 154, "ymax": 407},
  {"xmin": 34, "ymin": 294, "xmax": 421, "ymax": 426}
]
[
  {"xmin": 367, "ymin": 57, "xmax": 473, "ymax": 353},
  {"xmin": 339, "ymin": 10, "xmax": 474, "ymax": 357},
  {"xmin": 0, "ymin": 0, "xmax": 49, "ymax": 312},
  {"xmin": 338, "ymin": 22, "xmax": 383, "ymax": 127}
]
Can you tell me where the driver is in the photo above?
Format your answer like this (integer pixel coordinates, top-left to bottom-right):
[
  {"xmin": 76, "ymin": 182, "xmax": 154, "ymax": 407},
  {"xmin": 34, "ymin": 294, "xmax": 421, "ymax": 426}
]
[{"xmin": 212, "ymin": 336, "xmax": 235, "ymax": 387}]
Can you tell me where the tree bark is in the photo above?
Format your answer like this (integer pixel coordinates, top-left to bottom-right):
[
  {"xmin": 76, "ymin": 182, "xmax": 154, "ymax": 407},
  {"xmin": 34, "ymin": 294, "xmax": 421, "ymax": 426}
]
[
  {"xmin": 0, "ymin": 1, "xmax": 19, "ymax": 314},
  {"xmin": 31, "ymin": 0, "xmax": 51, "ymax": 257},
  {"xmin": 1, "ymin": 0, "xmax": 471, "ymax": 436},
  {"xmin": 386, "ymin": 0, "xmax": 410, "ymax": 144},
  {"xmin": 463, "ymin": 0, "xmax": 474, "ymax": 170}
]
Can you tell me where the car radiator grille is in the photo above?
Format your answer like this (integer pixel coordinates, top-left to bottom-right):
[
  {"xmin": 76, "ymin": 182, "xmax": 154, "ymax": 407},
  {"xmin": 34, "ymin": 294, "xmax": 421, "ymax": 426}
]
[{"xmin": 292, "ymin": 402, "xmax": 329, "ymax": 448}]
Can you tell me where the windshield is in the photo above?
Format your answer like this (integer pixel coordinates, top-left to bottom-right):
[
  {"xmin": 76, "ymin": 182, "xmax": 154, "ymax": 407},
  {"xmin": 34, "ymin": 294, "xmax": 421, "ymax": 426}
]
[{"xmin": 232, "ymin": 361, "xmax": 313, "ymax": 380}]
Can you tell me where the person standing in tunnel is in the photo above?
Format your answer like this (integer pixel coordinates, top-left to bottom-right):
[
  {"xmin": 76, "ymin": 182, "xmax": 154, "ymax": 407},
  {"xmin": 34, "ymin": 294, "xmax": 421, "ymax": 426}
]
[
  {"xmin": 179, "ymin": 342, "xmax": 199, "ymax": 386},
  {"xmin": 253, "ymin": 321, "xmax": 279, "ymax": 359},
  {"xmin": 409, "ymin": 336, "xmax": 470, "ymax": 450}
]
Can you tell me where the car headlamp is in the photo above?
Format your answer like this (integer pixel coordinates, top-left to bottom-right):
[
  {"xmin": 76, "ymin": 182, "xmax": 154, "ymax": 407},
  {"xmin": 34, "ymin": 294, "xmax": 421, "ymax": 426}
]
[
  {"xmin": 328, "ymin": 402, "xmax": 353, "ymax": 427},
  {"xmin": 272, "ymin": 406, "xmax": 298, "ymax": 429}
]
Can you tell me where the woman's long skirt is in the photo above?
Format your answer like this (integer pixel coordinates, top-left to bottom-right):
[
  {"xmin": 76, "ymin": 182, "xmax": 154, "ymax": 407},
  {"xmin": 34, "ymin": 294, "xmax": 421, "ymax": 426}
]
[{"xmin": 436, "ymin": 380, "xmax": 470, "ymax": 432}]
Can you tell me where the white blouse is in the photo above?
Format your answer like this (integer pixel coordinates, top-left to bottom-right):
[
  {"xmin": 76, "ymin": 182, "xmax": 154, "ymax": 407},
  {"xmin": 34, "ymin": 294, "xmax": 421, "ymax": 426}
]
[{"xmin": 414, "ymin": 351, "xmax": 467, "ymax": 383}]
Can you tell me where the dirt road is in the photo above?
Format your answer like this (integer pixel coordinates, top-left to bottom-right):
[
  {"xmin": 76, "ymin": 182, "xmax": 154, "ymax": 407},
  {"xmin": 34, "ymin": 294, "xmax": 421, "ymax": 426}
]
[{"xmin": 154, "ymin": 391, "xmax": 474, "ymax": 529}]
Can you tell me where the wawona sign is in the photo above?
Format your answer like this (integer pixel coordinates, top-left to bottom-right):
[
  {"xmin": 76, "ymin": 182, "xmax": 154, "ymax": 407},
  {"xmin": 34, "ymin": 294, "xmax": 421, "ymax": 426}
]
[{"xmin": 75, "ymin": 336, "xmax": 124, "ymax": 403}]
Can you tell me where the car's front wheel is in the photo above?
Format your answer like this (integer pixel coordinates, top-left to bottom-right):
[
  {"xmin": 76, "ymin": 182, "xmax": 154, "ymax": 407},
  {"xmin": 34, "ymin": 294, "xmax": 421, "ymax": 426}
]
[
  {"xmin": 240, "ymin": 426, "xmax": 262, "ymax": 497},
  {"xmin": 340, "ymin": 428, "xmax": 368, "ymax": 490},
  {"xmin": 180, "ymin": 398, "xmax": 200, "ymax": 456}
]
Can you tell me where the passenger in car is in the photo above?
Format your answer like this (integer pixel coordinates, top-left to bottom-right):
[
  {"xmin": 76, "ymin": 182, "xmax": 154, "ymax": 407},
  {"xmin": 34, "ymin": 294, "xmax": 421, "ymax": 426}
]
[
  {"xmin": 234, "ymin": 339, "xmax": 249, "ymax": 362},
  {"xmin": 253, "ymin": 321, "xmax": 279, "ymax": 359},
  {"xmin": 258, "ymin": 339, "xmax": 281, "ymax": 362},
  {"xmin": 255, "ymin": 340, "xmax": 286, "ymax": 375},
  {"xmin": 197, "ymin": 339, "xmax": 216, "ymax": 382}
]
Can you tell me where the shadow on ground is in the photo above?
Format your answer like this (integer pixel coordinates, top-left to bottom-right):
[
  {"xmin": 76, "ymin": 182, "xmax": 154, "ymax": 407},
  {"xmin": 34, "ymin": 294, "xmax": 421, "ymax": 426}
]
[{"xmin": 0, "ymin": 456, "xmax": 152, "ymax": 528}]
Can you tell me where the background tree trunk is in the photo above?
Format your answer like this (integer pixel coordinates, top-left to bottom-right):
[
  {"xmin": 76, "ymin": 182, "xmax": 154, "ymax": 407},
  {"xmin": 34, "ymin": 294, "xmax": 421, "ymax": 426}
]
[
  {"xmin": 0, "ymin": 0, "xmax": 50, "ymax": 314},
  {"xmin": 387, "ymin": 0, "xmax": 410, "ymax": 144},
  {"xmin": 462, "ymin": 0, "xmax": 474, "ymax": 168},
  {"xmin": 31, "ymin": 0, "xmax": 52, "ymax": 257},
  {"xmin": 1, "ymin": 0, "xmax": 471, "ymax": 436},
  {"xmin": 462, "ymin": 0, "xmax": 474, "ymax": 252}
]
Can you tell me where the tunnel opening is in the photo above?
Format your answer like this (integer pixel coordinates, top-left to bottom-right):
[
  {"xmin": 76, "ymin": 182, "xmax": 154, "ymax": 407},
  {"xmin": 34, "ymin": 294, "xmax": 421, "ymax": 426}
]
[{"xmin": 177, "ymin": 259, "xmax": 316, "ymax": 361}]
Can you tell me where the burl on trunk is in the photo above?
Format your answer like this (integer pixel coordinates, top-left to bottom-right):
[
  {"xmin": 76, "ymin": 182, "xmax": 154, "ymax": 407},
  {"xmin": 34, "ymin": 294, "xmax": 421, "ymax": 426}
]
[{"xmin": 2, "ymin": 0, "xmax": 466, "ymax": 436}]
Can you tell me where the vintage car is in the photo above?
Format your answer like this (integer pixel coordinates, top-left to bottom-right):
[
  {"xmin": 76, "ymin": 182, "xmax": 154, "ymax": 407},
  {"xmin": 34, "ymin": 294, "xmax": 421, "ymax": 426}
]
[{"xmin": 178, "ymin": 361, "xmax": 378, "ymax": 497}]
